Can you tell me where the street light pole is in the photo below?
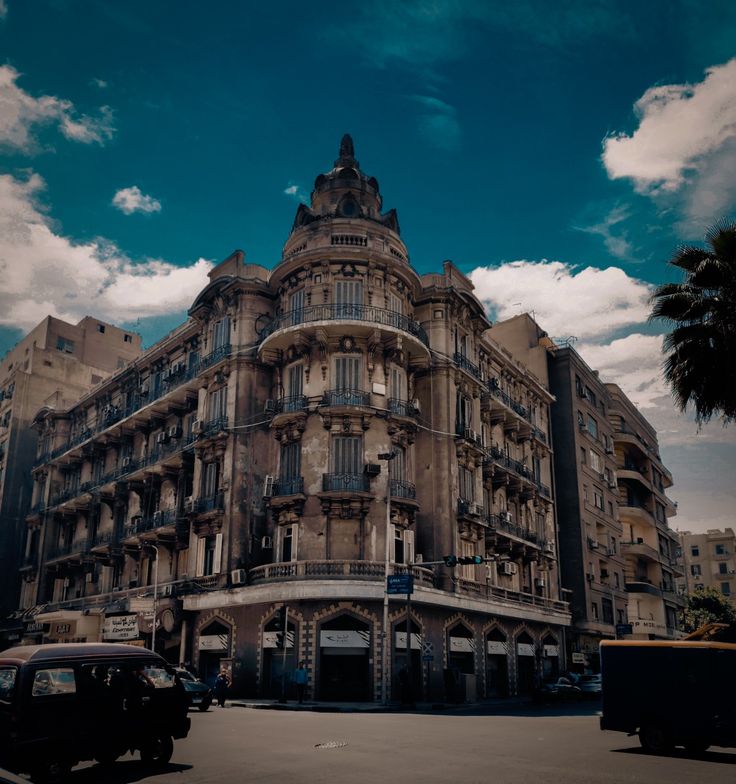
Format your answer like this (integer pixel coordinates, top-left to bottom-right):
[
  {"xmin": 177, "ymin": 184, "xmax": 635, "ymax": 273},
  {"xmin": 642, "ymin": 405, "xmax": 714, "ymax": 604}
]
[
  {"xmin": 378, "ymin": 450, "xmax": 397, "ymax": 706},
  {"xmin": 149, "ymin": 544, "xmax": 159, "ymax": 654}
]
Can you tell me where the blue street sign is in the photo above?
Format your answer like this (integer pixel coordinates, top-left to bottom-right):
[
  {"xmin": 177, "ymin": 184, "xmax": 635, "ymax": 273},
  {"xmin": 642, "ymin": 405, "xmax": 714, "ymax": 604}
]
[{"xmin": 386, "ymin": 574, "xmax": 414, "ymax": 595}]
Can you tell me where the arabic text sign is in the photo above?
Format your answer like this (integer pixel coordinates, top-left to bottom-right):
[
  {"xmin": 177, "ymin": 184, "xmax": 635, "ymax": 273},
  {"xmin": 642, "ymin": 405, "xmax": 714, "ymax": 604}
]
[
  {"xmin": 320, "ymin": 630, "xmax": 370, "ymax": 648},
  {"xmin": 103, "ymin": 615, "xmax": 139, "ymax": 641}
]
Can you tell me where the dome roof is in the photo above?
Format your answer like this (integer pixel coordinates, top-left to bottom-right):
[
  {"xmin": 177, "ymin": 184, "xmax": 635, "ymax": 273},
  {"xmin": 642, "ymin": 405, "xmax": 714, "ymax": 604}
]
[{"xmin": 289, "ymin": 134, "xmax": 400, "ymax": 235}]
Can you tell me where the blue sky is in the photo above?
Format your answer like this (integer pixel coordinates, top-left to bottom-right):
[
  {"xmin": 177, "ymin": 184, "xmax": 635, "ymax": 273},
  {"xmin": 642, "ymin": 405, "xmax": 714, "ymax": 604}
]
[{"xmin": 0, "ymin": 0, "xmax": 734, "ymax": 532}]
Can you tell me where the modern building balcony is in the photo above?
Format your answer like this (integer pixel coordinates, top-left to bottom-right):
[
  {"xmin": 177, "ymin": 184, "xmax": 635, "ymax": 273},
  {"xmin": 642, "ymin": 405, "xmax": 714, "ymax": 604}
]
[
  {"xmin": 485, "ymin": 513, "xmax": 541, "ymax": 549},
  {"xmin": 271, "ymin": 477, "xmax": 305, "ymax": 497},
  {"xmin": 621, "ymin": 540, "xmax": 659, "ymax": 561},
  {"xmin": 613, "ymin": 426, "xmax": 673, "ymax": 487},
  {"xmin": 661, "ymin": 588, "xmax": 686, "ymax": 608},
  {"xmin": 249, "ymin": 559, "xmax": 435, "ymax": 587},
  {"xmin": 258, "ymin": 305, "xmax": 430, "ymax": 363},
  {"xmin": 389, "ymin": 479, "xmax": 416, "ymax": 501},
  {"xmin": 625, "ymin": 580, "xmax": 662, "ymax": 598},
  {"xmin": 618, "ymin": 499, "xmax": 654, "ymax": 526},
  {"xmin": 321, "ymin": 473, "xmax": 371, "ymax": 494},
  {"xmin": 322, "ymin": 389, "xmax": 370, "ymax": 408},
  {"xmin": 387, "ymin": 398, "xmax": 418, "ymax": 418},
  {"xmin": 617, "ymin": 463, "xmax": 651, "ymax": 490}
]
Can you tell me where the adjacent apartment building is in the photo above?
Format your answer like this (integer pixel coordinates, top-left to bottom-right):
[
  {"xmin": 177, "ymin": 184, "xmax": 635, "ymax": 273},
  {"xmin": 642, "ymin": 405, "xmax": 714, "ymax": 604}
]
[
  {"xmin": 679, "ymin": 528, "xmax": 736, "ymax": 605},
  {"xmin": 546, "ymin": 345, "xmax": 628, "ymax": 671},
  {"xmin": 606, "ymin": 383, "xmax": 683, "ymax": 639},
  {"xmin": 0, "ymin": 316, "xmax": 141, "ymax": 639},
  {"xmin": 16, "ymin": 137, "xmax": 570, "ymax": 702}
]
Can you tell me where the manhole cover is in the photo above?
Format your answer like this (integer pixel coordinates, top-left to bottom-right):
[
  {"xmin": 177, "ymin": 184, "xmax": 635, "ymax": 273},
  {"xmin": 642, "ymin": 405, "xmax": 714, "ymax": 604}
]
[{"xmin": 314, "ymin": 740, "xmax": 348, "ymax": 749}]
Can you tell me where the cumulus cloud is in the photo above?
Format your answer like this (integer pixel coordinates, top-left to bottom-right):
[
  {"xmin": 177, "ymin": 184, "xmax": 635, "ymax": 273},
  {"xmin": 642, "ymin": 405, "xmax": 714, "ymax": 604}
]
[
  {"xmin": 0, "ymin": 65, "xmax": 115, "ymax": 151},
  {"xmin": 410, "ymin": 95, "xmax": 461, "ymax": 151},
  {"xmin": 470, "ymin": 260, "xmax": 651, "ymax": 339},
  {"xmin": 283, "ymin": 183, "xmax": 307, "ymax": 202},
  {"xmin": 112, "ymin": 186, "xmax": 162, "ymax": 215},
  {"xmin": 602, "ymin": 59, "xmax": 736, "ymax": 231},
  {"xmin": 0, "ymin": 172, "xmax": 211, "ymax": 331}
]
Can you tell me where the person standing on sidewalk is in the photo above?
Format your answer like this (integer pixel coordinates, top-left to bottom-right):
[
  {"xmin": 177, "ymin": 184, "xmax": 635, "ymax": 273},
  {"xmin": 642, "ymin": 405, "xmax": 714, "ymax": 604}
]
[
  {"xmin": 293, "ymin": 661, "xmax": 308, "ymax": 704},
  {"xmin": 214, "ymin": 669, "xmax": 231, "ymax": 707}
]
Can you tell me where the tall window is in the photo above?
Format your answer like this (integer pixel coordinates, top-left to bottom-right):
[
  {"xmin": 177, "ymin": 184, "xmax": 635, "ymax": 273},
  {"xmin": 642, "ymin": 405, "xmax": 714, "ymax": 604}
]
[
  {"xmin": 601, "ymin": 598, "xmax": 614, "ymax": 625},
  {"xmin": 459, "ymin": 466, "xmax": 474, "ymax": 501},
  {"xmin": 587, "ymin": 415, "xmax": 598, "ymax": 439},
  {"xmin": 280, "ymin": 442, "xmax": 301, "ymax": 479},
  {"xmin": 391, "ymin": 525, "xmax": 414, "ymax": 565},
  {"xmin": 281, "ymin": 524, "xmax": 298, "ymax": 562},
  {"xmin": 287, "ymin": 363, "xmax": 304, "ymax": 399},
  {"xmin": 208, "ymin": 385, "xmax": 227, "ymax": 420},
  {"xmin": 455, "ymin": 331, "xmax": 468, "ymax": 357},
  {"xmin": 593, "ymin": 487, "xmax": 604, "ymax": 510},
  {"xmin": 389, "ymin": 366, "xmax": 406, "ymax": 400},
  {"xmin": 335, "ymin": 280, "xmax": 363, "ymax": 316},
  {"xmin": 389, "ymin": 446, "xmax": 406, "ymax": 483},
  {"xmin": 589, "ymin": 451, "xmax": 602, "ymax": 473},
  {"xmin": 389, "ymin": 292, "xmax": 403, "ymax": 315},
  {"xmin": 331, "ymin": 436, "xmax": 362, "ymax": 475},
  {"xmin": 334, "ymin": 356, "xmax": 361, "ymax": 391},
  {"xmin": 212, "ymin": 317, "xmax": 230, "ymax": 349},
  {"xmin": 289, "ymin": 289, "xmax": 305, "ymax": 322},
  {"xmin": 202, "ymin": 461, "xmax": 219, "ymax": 498},
  {"xmin": 196, "ymin": 533, "xmax": 222, "ymax": 576},
  {"xmin": 456, "ymin": 395, "xmax": 472, "ymax": 430},
  {"xmin": 459, "ymin": 540, "xmax": 476, "ymax": 580}
]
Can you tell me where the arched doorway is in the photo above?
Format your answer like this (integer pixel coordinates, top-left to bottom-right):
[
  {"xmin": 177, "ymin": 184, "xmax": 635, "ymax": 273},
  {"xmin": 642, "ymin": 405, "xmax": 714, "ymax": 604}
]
[
  {"xmin": 541, "ymin": 634, "xmax": 560, "ymax": 680},
  {"xmin": 393, "ymin": 617, "xmax": 421, "ymax": 701},
  {"xmin": 318, "ymin": 615, "xmax": 371, "ymax": 701},
  {"xmin": 446, "ymin": 623, "xmax": 476, "ymax": 703},
  {"xmin": 262, "ymin": 616, "xmax": 297, "ymax": 699},
  {"xmin": 515, "ymin": 631, "xmax": 536, "ymax": 696},
  {"xmin": 198, "ymin": 619, "xmax": 231, "ymax": 687},
  {"xmin": 485, "ymin": 627, "xmax": 509, "ymax": 698}
]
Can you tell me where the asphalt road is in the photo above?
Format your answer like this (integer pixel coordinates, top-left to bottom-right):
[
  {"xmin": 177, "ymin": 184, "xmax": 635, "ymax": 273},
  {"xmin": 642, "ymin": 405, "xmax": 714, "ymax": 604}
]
[{"xmin": 67, "ymin": 703, "xmax": 735, "ymax": 784}]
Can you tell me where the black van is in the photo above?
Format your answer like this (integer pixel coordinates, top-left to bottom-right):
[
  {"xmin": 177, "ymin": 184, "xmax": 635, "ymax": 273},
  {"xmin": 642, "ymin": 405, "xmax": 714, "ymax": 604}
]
[{"xmin": 0, "ymin": 642, "xmax": 191, "ymax": 782}]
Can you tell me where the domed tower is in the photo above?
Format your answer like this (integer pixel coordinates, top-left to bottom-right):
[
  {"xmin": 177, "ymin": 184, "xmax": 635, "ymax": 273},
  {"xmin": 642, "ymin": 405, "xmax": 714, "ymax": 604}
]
[{"xmin": 256, "ymin": 136, "xmax": 430, "ymax": 702}]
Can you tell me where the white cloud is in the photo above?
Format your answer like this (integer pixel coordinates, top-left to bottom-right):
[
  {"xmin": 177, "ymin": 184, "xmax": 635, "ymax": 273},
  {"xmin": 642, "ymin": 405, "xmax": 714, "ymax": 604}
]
[
  {"xmin": 283, "ymin": 183, "xmax": 307, "ymax": 201},
  {"xmin": 410, "ymin": 95, "xmax": 461, "ymax": 151},
  {"xmin": 0, "ymin": 172, "xmax": 211, "ymax": 331},
  {"xmin": 470, "ymin": 260, "xmax": 651, "ymax": 339},
  {"xmin": 91, "ymin": 78, "xmax": 108, "ymax": 89},
  {"xmin": 112, "ymin": 186, "xmax": 162, "ymax": 215},
  {"xmin": 0, "ymin": 65, "xmax": 115, "ymax": 151},
  {"xmin": 574, "ymin": 204, "xmax": 633, "ymax": 260},
  {"xmin": 0, "ymin": 1, "xmax": 7, "ymax": 20},
  {"xmin": 602, "ymin": 59, "xmax": 736, "ymax": 208}
]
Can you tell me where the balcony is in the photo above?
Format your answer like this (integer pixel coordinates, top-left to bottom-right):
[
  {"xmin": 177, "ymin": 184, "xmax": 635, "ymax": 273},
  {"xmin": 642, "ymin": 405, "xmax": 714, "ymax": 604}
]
[
  {"xmin": 457, "ymin": 498, "xmax": 484, "ymax": 518},
  {"xmin": 258, "ymin": 305, "xmax": 430, "ymax": 365},
  {"xmin": 123, "ymin": 508, "xmax": 178, "ymax": 537},
  {"xmin": 275, "ymin": 395, "xmax": 308, "ymax": 415},
  {"xmin": 196, "ymin": 493, "xmax": 225, "ymax": 515},
  {"xmin": 621, "ymin": 540, "xmax": 659, "ymax": 561},
  {"xmin": 322, "ymin": 473, "xmax": 370, "ymax": 493},
  {"xmin": 91, "ymin": 529, "xmax": 115, "ymax": 549},
  {"xmin": 453, "ymin": 352, "xmax": 482, "ymax": 381},
  {"xmin": 249, "ymin": 559, "xmax": 435, "ymax": 586},
  {"xmin": 483, "ymin": 446, "xmax": 550, "ymax": 499},
  {"xmin": 387, "ymin": 398, "xmax": 417, "ymax": 418},
  {"xmin": 272, "ymin": 477, "xmax": 305, "ymax": 497},
  {"xmin": 389, "ymin": 479, "xmax": 416, "ymax": 500},
  {"xmin": 455, "ymin": 580, "xmax": 569, "ymax": 614},
  {"xmin": 47, "ymin": 539, "xmax": 89, "ymax": 562},
  {"xmin": 486, "ymin": 513, "xmax": 541, "ymax": 547},
  {"xmin": 198, "ymin": 344, "xmax": 232, "ymax": 372},
  {"xmin": 625, "ymin": 580, "xmax": 662, "ymax": 598},
  {"xmin": 322, "ymin": 389, "xmax": 370, "ymax": 408}
]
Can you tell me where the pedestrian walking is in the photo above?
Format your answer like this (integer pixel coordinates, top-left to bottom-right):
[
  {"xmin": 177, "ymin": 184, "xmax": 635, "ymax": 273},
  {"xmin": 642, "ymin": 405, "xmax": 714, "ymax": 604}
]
[
  {"xmin": 214, "ymin": 669, "xmax": 230, "ymax": 707},
  {"xmin": 293, "ymin": 661, "xmax": 308, "ymax": 704}
]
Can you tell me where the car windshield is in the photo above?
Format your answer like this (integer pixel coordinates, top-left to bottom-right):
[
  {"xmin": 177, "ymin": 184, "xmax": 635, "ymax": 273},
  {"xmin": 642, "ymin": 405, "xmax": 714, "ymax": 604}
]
[
  {"xmin": 176, "ymin": 670, "xmax": 195, "ymax": 682},
  {"xmin": 578, "ymin": 675, "xmax": 600, "ymax": 682}
]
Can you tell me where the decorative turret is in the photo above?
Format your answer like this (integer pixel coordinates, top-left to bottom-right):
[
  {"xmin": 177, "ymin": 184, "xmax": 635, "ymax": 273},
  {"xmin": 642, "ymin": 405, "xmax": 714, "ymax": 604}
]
[{"xmin": 290, "ymin": 134, "xmax": 400, "ymax": 235}]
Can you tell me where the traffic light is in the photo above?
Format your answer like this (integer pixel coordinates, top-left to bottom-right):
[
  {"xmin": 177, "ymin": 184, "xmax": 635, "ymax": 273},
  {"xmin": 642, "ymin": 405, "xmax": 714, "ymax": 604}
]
[
  {"xmin": 275, "ymin": 605, "xmax": 287, "ymax": 649},
  {"xmin": 457, "ymin": 555, "xmax": 484, "ymax": 565},
  {"xmin": 443, "ymin": 555, "xmax": 458, "ymax": 567}
]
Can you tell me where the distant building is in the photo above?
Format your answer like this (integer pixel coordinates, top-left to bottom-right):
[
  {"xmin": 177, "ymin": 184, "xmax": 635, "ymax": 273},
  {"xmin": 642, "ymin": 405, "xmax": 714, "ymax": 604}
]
[
  {"xmin": 605, "ymin": 383, "xmax": 683, "ymax": 639},
  {"xmin": 678, "ymin": 528, "xmax": 736, "ymax": 606},
  {"xmin": 16, "ymin": 137, "xmax": 571, "ymax": 701},
  {"xmin": 0, "ymin": 316, "xmax": 141, "ymax": 641},
  {"xmin": 546, "ymin": 345, "xmax": 627, "ymax": 671}
]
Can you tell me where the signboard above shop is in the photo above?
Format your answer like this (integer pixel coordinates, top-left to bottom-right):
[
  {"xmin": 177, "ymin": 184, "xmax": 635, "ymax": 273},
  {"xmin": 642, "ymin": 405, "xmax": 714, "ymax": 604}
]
[{"xmin": 103, "ymin": 615, "xmax": 139, "ymax": 641}]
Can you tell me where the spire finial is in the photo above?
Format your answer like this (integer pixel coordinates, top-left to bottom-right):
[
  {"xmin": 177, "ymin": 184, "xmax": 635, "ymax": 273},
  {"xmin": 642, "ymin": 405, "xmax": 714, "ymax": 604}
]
[{"xmin": 339, "ymin": 134, "xmax": 354, "ymax": 160}]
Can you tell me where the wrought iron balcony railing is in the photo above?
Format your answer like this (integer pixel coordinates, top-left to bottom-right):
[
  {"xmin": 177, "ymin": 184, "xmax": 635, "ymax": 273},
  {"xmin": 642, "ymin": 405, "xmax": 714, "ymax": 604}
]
[
  {"xmin": 387, "ymin": 398, "xmax": 417, "ymax": 418},
  {"xmin": 260, "ymin": 304, "xmax": 428, "ymax": 346},
  {"xmin": 275, "ymin": 395, "xmax": 308, "ymax": 414},
  {"xmin": 196, "ymin": 492, "xmax": 225, "ymax": 514},
  {"xmin": 322, "ymin": 473, "xmax": 370, "ymax": 493},
  {"xmin": 486, "ymin": 513, "xmax": 540, "ymax": 545},
  {"xmin": 322, "ymin": 389, "xmax": 370, "ymax": 407},
  {"xmin": 389, "ymin": 479, "xmax": 416, "ymax": 499},
  {"xmin": 453, "ymin": 352, "xmax": 483, "ymax": 381},
  {"xmin": 272, "ymin": 477, "xmax": 305, "ymax": 496}
]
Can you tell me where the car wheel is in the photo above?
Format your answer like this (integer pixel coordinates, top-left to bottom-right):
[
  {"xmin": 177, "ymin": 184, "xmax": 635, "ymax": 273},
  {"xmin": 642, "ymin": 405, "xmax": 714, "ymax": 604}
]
[
  {"xmin": 140, "ymin": 734, "xmax": 174, "ymax": 766},
  {"xmin": 684, "ymin": 740, "xmax": 710, "ymax": 754},
  {"xmin": 198, "ymin": 697, "xmax": 212, "ymax": 712},
  {"xmin": 639, "ymin": 722, "xmax": 673, "ymax": 754},
  {"xmin": 30, "ymin": 758, "xmax": 72, "ymax": 784}
]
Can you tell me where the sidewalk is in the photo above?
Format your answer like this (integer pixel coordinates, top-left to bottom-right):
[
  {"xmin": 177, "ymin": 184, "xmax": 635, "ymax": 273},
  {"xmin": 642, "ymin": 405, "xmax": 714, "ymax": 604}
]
[{"xmin": 228, "ymin": 696, "xmax": 530, "ymax": 714}]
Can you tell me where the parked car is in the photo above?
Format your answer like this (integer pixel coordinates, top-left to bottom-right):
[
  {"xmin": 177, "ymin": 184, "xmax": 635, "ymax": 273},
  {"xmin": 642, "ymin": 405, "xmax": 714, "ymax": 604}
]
[
  {"xmin": 533, "ymin": 677, "xmax": 582, "ymax": 703},
  {"xmin": 0, "ymin": 643, "xmax": 190, "ymax": 782},
  {"xmin": 577, "ymin": 674, "xmax": 602, "ymax": 698},
  {"xmin": 175, "ymin": 668, "xmax": 212, "ymax": 711}
]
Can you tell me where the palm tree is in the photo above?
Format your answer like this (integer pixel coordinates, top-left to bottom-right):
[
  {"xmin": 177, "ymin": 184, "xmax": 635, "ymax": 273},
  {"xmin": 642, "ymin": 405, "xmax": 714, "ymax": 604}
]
[{"xmin": 649, "ymin": 220, "xmax": 736, "ymax": 425}]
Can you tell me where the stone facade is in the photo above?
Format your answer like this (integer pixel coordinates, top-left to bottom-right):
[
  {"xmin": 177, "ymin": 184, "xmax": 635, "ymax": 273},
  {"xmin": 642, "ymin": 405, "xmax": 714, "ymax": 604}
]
[
  {"xmin": 17, "ymin": 136, "xmax": 570, "ymax": 701},
  {"xmin": 678, "ymin": 528, "xmax": 736, "ymax": 608}
]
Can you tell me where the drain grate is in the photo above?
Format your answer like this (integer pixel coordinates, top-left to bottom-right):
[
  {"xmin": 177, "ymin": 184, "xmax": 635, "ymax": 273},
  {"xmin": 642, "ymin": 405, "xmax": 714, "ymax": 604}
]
[{"xmin": 314, "ymin": 740, "xmax": 348, "ymax": 749}]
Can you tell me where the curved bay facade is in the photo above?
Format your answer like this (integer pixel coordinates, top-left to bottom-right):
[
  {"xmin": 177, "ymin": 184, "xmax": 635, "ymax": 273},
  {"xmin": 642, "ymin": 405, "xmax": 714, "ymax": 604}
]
[{"xmin": 20, "ymin": 137, "xmax": 570, "ymax": 701}]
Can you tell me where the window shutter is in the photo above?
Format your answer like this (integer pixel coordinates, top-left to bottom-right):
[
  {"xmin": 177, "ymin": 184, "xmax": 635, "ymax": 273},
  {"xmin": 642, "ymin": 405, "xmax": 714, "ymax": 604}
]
[
  {"xmin": 288, "ymin": 364, "xmax": 304, "ymax": 398},
  {"xmin": 406, "ymin": 529, "xmax": 415, "ymax": 564},
  {"xmin": 290, "ymin": 524, "xmax": 298, "ymax": 562},
  {"xmin": 390, "ymin": 523, "xmax": 397, "ymax": 563},
  {"xmin": 196, "ymin": 537, "xmax": 206, "ymax": 577},
  {"xmin": 213, "ymin": 532, "xmax": 223, "ymax": 574}
]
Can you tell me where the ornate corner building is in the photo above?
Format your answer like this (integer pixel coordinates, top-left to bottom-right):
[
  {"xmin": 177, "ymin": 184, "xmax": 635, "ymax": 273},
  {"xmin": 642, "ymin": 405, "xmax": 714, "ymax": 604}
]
[{"xmin": 18, "ymin": 137, "xmax": 571, "ymax": 701}]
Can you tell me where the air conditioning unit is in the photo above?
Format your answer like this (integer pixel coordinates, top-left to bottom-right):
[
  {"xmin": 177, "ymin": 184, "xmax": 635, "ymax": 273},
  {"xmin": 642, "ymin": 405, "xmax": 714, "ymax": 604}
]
[
  {"xmin": 414, "ymin": 553, "xmax": 423, "ymax": 564},
  {"xmin": 608, "ymin": 480, "xmax": 617, "ymax": 489},
  {"xmin": 264, "ymin": 399, "xmax": 276, "ymax": 415},
  {"xmin": 183, "ymin": 496, "xmax": 194, "ymax": 513},
  {"xmin": 364, "ymin": 463, "xmax": 381, "ymax": 477},
  {"xmin": 605, "ymin": 445, "xmax": 614, "ymax": 455},
  {"xmin": 469, "ymin": 502, "xmax": 484, "ymax": 517},
  {"xmin": 534, "ymin": 577, "xmax": 545, "ymax": 588},
  {"xmin": 411, "ymin": 399, "xmax": 420, "ymax": 414},
  {"xmin": 578, "ymin": 422, "xmax": 586, "ymax": 431},
  {"xmin": 261, "ymin": 535, "xmax": 273, "ymax": 549},
  {"xmin": 85, "ymin": 572, "xmax": 94, "ymax": 584},
  {"xmin": 263, "ymin": 475, "xmax": 274, "ymax": 497},
  {"xmin": 231, "ymin": 568, "xmax": 247, "ymax": 585},
  {"xmin": 167, "ymin": 425, "xmax": 182, "ymax": 439},
  {"xmin": 590, "ymin": 540, "xmax": 599, "ymax": 550},
  {"xmin": 499, "ymin": 562, "xmax": 516, "ymax": 576},
  {"xmin": 503, "ymin": 512, "xmax": 513, "ymax": 523},
  {"xmin": 464, "ymin": 428, "xmax": 480, "ymax": 444},
  {"xmin": 160, "ymin": 584, "xmax": 174, "ymax": 597},
  {"xmin": 156, "ymin": 432, "xmax": 167, "ymax": 444}
]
